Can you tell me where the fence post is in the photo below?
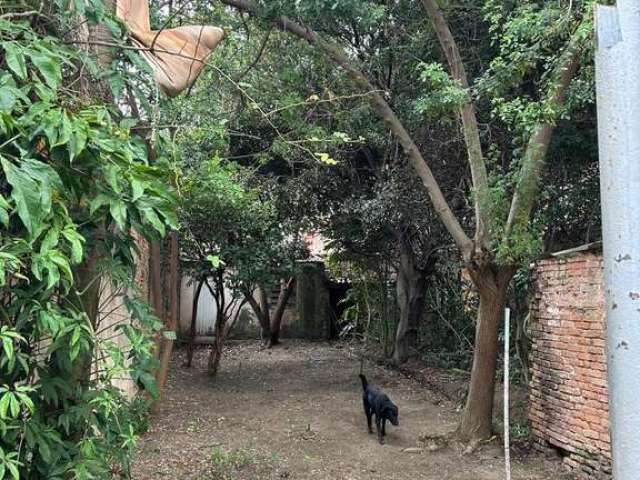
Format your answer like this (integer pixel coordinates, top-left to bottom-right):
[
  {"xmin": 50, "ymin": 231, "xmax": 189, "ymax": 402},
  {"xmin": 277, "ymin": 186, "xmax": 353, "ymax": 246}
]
[
  {"xmin": 595, "ymin": 3, "xmax": 640, "ymax": 477},
  {"xmin": 503, "ymin": 307, "xmax": 511, "ymax": 480}
]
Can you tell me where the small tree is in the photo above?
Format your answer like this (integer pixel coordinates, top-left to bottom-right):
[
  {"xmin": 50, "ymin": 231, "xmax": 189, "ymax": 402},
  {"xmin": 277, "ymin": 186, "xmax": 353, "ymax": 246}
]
[{"xmin": 180, "ymin": 160, "xmax": 297, "ymax": 373}]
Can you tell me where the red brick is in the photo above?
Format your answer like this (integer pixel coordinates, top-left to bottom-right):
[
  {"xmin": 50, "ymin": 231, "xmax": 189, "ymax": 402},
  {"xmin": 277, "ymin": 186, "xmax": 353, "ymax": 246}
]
[{"xmin": 531, "ymin": 252, "xmax": 610, "ymax": 478}]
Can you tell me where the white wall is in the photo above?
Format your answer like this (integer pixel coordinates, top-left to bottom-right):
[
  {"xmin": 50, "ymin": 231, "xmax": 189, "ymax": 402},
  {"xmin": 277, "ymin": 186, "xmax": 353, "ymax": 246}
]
[{"xmin": 179, "ymin": 277, "xmax": 257, "ymax": 337}]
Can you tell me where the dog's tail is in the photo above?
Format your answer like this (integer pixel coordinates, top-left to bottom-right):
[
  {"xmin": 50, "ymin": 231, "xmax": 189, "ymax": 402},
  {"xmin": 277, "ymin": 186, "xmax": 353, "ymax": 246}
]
[{"xmin": 358, "ymin": 373, "xmax": 368, "ymax": 391}]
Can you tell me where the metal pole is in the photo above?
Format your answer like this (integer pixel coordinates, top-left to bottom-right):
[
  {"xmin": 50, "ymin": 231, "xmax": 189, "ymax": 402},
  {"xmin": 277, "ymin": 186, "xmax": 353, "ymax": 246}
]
[
  {"xmin": 596, "ymin": 2, "xmax": 640, "ymax": 478},
  {"xmin": 503, "ymin": 308, "xmax": 511, "ymax": 480}
]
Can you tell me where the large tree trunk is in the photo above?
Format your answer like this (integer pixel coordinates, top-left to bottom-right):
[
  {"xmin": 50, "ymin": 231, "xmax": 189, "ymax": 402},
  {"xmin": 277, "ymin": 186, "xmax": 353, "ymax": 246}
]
[
  {"xmin": 393, "ymin": 244, "xmax": 428, "ymax": 365},
  {"xmin": 457, "ymin": 266, "xmax": 515, "ymax": 443},
  {"xmin": 269, "ymin": 277, "xmax": 296, "ymax": 347},
  {"xmin": 186, "ymin": 278, "xmax": 205, "ymax": 367}
]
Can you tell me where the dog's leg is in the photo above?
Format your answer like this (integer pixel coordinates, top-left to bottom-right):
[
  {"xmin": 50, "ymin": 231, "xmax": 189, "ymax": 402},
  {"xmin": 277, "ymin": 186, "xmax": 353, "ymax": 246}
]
[
  {"xmin": 376, "ymin": 416, "xmax": 384, "ymax": 445},
  {"xmin": 381, "ymin": 418, "xmax": 386, "ymax": 441},
  {"xmin": 363, "ymin": 398, "xmax": 373, "ymax": 434}
]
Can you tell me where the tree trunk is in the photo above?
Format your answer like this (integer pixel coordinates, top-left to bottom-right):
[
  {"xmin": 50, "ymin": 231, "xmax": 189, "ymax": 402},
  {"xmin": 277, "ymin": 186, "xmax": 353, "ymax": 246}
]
[
  {"xmin": 405, "ymin": 274, "xmax": 428, "ymax": 355},
  {"xmin": 245, "ymin": 284, "xmax": 271, "ymax": 344},
  {"xmin": 393, "ymin": 244, "xmax": 428, "ymax": 365},
  {"xmin": 186, "ymin": 278, "xmax": 204, "ymax": 367},
  {"xmin": 150, "ymin": 242, "xmax": 164, "ymax": 362},
  {"xmin": 156, "ymin": 232, "xmax": 179, "ymax": 390},
  {"xmin": 457, "ymin": 266, "xmax": 515, "ymax": 443},
  {"xmin": 208, "ymin": 309, "xmax": 226, "ymax": 376},
  {"xmin": 269, "ymin": 277, "xmax": 296, "ymax": 347},
  {"xmin": 257, "ymin": 284, "xmax": 271, "ymax": 342},
  {"xmin": 208, "ymin": 271, "xmax": 226, "ymax": 376}
]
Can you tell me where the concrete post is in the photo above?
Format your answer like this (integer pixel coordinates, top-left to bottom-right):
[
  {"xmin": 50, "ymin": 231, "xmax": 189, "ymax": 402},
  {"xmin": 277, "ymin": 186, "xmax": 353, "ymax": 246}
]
[
  {"xmin": 595, "ymin": 3, "xmax": 640, "ymax": 477},
  {"xmin": 295, "ymin": 261, "xmax": 330, "ymax": 339}
]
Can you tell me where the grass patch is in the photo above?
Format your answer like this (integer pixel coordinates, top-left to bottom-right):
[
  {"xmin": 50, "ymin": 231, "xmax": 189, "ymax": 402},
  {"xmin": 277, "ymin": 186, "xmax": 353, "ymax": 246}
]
[{"xmin": 205, "ymin": 446, "xmax": 281, "ymax": 480}]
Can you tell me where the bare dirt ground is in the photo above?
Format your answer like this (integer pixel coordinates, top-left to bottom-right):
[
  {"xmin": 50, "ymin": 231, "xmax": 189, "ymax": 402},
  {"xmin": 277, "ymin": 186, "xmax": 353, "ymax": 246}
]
[{"xmin": 132, "ymin": 341, "xmax": 575, "ymax": 480}]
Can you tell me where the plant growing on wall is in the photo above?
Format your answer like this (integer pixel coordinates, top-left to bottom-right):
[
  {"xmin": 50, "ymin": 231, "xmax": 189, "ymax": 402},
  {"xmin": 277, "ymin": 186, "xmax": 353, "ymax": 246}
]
[{"xmin": 0, "ymin": 7, "xmax": 177, "ymax": 477}]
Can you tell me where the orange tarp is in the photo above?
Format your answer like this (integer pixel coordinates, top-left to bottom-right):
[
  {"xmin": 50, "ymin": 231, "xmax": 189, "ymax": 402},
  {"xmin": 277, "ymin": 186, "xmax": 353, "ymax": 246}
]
[{"xmin": 116, "ymin": 0, "xmax": 224, "ymax": 96}]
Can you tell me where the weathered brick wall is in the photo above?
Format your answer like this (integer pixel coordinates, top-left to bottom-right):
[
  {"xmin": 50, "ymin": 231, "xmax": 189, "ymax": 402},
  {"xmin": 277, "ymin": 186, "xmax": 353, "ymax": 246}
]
[{"xmin": 529, "ymin": 250, "xmax": 611, "ymax": 479}]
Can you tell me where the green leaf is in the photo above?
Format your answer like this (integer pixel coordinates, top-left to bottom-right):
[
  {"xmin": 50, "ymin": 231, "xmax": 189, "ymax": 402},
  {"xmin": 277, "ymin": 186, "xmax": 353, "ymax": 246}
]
[
  {"xmin": 49, "ymin": 251, "xmax": 72, "ymax": 281},
  {"xmin": 137, "ymin": 371, "xmax": 158, "ymax": 398},
  {"xmin": 3, "ymin": 43, "xmax": 27, "ymax": 81},
  {"xmin": 140, "ymin": 206, "xmax": 164, "ymax": 236},
  {"xmin": 45, "ymin": 263, "xmax": 60, "ymax": 290},
  {"xmin": 104, "ymin": 164, "xmax": 121, "ymax": 193},
  {"xmin": 62, "ymin": 228, "xmax": 84, "ymax": 264},
  {"xmin": 9, "ymin": 394, "xmax": 19, "ymax": 418},
  {"xmin": 0, "ymin": 207, "xmax": 8, "ymax": 228},
  {"xmin": 69, "ymin": 124, "xmax": 88, "ymax": 162},
  {"xmin": 29, "ymin": 50, "xmax": 62, "ymax": 90},
  {"xmin": 1, "ymin": 156, "xmax": 42, "ymax": 237},
  {"xmin": 131, "ymin": 179, "xmax": 145, "ymax": 201},
  {"xmin": 206, "ymin": 255, "xmax": 224, "ymax": 268},
  {"xmin": 56, "ymin": 110, "xmax": 72, "ymax": 147},
  {"xmin": 316, "ymin": 152, "xmax": 338, "ymax": 165},
  {"xmin": 40, "ymin": 227, "xmax": 60, "ymax": 254},
  {"xmin": 1, "ymin": 337, "xmax": 13, "ymax": 362},
  {"xmin": 71, "ymin": 327, "xmax": 81, "ymax": 347},
  {"xmin": 0, "ymin": 392, "xmax": 10, "ymax": 419},
  {"xmin": 7, "ymin": 460, "xmax": 19, "ymax": 480},
  {"xmin": 0, "ymin": 86, "xmax": 18, "ymax": 112},
  {"xmin": 110, "ymin": 200, "xmax": 127, "ymax": 229},
  {"xmin": 39, "ymin": 439, "xmax": 51, "ymax": 463},
  {"xmin": 89, "ymin": 193, "xmax": 111, "ymax": 215},
  {"xmin": 70, "ymin": 341, "xmax": 81, "ymax": 361}
]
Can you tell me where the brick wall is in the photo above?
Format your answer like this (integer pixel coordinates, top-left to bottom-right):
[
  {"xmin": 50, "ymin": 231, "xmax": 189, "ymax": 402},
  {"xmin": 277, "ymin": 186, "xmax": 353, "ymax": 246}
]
[{"xmin": 529, "ymin": 248, "xmax": 611, "ymax": 479}]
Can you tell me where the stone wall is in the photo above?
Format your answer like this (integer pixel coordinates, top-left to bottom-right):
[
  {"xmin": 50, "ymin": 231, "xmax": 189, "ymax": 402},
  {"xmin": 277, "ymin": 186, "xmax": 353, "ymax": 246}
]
[{"xmin": 529, "ymin": 247, "xmax": 611, "ymax": 479}]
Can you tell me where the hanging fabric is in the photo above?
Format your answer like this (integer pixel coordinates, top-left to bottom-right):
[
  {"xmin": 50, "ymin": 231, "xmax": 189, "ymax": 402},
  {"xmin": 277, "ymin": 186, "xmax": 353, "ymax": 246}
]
[{"xmin": 116, "ymin": 0, "xmax": 225, "ymax": 96}]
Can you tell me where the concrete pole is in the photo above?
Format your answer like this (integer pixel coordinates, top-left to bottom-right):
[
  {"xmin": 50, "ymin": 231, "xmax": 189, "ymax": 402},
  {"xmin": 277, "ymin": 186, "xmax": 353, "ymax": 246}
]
[{"xmin": 595, "ymin": 2, "xmax": 640, "ymax": 478}]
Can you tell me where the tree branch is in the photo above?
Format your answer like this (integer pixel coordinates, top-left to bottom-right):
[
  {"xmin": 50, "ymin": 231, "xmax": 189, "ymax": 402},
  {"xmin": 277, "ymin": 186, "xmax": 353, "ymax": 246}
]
[
  {"xmin": 234, "ymin": 28, "xmax": 272, "ymax": 81},
  {"xmin": 420, "ymin": 0, "xmax": 489, "ymax": 248},
  {"xmin": 504, "ymin": 29, "xmax": 584, "ymax": 238},
  {"xmin": 219, "ymin": 0, "xmax": 474, "ymax": 258},
  {"xmin": 0, "ymin": 10, "xmax": 39, "ymax": 20}
]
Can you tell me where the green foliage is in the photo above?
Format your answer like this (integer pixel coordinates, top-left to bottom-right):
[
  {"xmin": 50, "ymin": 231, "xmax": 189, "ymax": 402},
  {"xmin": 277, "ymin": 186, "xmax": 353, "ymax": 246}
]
[
  {"xmin": 0, "ymin": 13, "xmax": 175, "ymax": 479},
  {"xmin": 180, "ymin": 159, "xmax": 304, "ymax": 296},
  {"xmin": 339, "ymin": 263, "xmax": 398, "ymax": 355},
  {"xmin": 210, "ymin": 447, "xmax": 255, "ymax": 479},
  {"xmin": 414, "ymin": 62, "xmax": 469, "ymax": 119}
]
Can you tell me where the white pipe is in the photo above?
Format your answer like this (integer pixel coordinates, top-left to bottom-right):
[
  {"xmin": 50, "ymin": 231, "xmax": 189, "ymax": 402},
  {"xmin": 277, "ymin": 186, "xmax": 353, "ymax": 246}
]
[
  {"xmin": 596, "ymin": 3, "xmax": 640, "ymax": 477},
  {"xmin": 504, "ymin": 307, "xmax": 511, "ymax": 480}
]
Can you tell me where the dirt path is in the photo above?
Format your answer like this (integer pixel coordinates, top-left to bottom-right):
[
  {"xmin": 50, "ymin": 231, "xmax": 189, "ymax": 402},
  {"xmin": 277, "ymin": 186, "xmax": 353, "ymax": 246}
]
[{"xmin": 132, "ymin": 341, "xmax": 573, "ymax": 480}]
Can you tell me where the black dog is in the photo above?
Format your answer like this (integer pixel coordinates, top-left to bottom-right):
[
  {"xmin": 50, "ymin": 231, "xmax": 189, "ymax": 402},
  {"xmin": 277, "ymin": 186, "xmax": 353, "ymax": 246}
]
[{"xmin": 359, "ymin": 374, "xmax": 399, "ymax": 444}]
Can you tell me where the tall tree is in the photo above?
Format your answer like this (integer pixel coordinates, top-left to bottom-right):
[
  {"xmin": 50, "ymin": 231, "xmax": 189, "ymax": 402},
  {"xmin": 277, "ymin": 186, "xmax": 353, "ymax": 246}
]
[{"xmin": 211, "ymin": 0, "xmax": 593, "ymax": 442}]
